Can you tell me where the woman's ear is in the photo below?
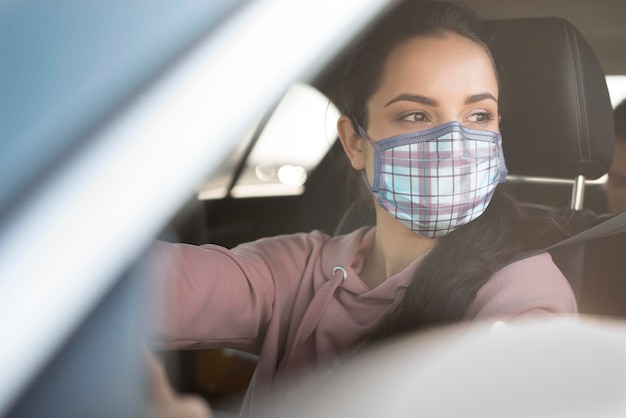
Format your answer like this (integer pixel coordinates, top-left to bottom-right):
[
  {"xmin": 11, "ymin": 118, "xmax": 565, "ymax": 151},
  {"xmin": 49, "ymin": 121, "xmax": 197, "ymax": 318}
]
[{"xmin": 337, "ymin": 115, "xmax": 366, "ymax": 170}]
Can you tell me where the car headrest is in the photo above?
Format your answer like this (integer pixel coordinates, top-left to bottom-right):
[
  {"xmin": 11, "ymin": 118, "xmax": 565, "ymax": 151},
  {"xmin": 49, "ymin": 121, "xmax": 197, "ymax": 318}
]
[{"xmin": 484, "ymin": 18, "xmax": 614, "ymax": 180}]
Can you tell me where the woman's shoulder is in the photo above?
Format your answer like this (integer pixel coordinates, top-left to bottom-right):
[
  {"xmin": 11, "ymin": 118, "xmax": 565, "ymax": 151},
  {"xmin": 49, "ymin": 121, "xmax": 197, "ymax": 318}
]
[
  {"xmin": 231, "ymin": 227, "xmax": 368, "ymax": 256},
  {"xmin": 465, "ymin": 252, "xmax": 578, "ymax": 321},
  {"xmin": 233, "ymin": 229, "xmax": 332, "ymax": 251},
  {"xmin": 232, "ymin": 226, "xmax": 373, "ymax": 254}
]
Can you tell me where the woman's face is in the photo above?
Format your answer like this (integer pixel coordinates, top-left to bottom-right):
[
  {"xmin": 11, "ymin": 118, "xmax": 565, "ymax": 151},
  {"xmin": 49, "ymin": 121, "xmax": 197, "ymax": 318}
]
[
  {"xmin": 338, "ymin": 32, "xmax": 500, "ymax": 178},
  {"xmin": 365, "ymin": 33, "xmax": 500, "ymax": 141}
]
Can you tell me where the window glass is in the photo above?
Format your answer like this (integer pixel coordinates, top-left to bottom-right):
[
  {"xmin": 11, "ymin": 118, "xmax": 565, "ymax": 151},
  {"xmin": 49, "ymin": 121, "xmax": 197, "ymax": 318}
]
[
  {"xmin": 0, "ymin": 0, "xmax": 242, "ymax": 212},
  {"xmin": 607, "ymin": 75, "xmax": 626, "ymax": 107},
  {"xmin": 196, "ymin": 121, "xmax": 259, "ymax": 200},
  {"xmin": 197, "ymin": 82, "xmax": 340, "ymax": 199}
]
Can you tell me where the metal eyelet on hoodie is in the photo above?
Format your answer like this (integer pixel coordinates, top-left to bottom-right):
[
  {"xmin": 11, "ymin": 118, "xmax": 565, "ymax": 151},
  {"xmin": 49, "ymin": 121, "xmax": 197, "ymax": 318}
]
[{"xmin": 332, "ymin": 266, "xmax": 347, "ymax": 281}]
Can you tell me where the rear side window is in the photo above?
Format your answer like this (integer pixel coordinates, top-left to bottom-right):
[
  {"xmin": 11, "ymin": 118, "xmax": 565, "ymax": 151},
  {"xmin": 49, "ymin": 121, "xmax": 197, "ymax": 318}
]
[
  {"xmin": 607, "ymin": 75, "xmax": 626, "ymax": 107},
  {"xmin": 197, "ymin": 82, "xmax": 339, "ymax": 199}
]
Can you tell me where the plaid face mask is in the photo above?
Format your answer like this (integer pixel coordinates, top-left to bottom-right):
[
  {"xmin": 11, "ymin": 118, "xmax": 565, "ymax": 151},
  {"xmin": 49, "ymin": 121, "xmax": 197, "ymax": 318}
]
[{"xmin": 357, "ymin": 121, "xmax": 507, "ymax": 238}]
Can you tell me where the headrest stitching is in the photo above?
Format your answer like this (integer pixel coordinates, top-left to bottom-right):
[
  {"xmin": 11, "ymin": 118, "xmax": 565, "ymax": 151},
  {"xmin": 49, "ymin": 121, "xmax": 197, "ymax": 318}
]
[
  {"xmin": 571, "ymin": 25, "xmax": 592, "ymax": 159},
  {"xmin": 561, "ymin": 19, "xmax": 585, "ymax": 162}
]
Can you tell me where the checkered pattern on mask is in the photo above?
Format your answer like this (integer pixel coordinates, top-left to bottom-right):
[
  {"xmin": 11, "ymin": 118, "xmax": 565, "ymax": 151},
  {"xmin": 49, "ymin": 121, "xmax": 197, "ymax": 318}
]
[{"xmin": 360, "ymin": 122, "xmax": 507, "ymax": 237}]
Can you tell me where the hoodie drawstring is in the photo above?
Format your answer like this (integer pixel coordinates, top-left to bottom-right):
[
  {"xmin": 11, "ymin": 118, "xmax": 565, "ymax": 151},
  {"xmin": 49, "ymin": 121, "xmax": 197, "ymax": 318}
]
[{"xmin": 291, "ymin": 266, "xmax": 347, "ymax": 351}]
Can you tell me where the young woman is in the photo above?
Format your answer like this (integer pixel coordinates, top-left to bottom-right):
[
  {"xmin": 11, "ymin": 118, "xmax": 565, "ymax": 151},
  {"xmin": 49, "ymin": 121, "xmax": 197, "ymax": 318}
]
[{"xmin": 146, "ymin": 1, "xmax": 577, "ymax": 416}]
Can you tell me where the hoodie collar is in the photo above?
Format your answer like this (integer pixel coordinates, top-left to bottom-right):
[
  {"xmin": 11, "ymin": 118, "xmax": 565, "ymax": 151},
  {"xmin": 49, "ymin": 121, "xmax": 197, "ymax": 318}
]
[{"xmin": 321, "ymin": 227, "xmax": 430, "ymax": 300}]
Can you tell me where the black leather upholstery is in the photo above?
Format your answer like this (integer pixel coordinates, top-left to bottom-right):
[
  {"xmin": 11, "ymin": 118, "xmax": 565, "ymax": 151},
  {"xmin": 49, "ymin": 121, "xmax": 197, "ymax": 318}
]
[{"xmin": 485, "ymin": 18, "xmax": 614, "ymax": 180}]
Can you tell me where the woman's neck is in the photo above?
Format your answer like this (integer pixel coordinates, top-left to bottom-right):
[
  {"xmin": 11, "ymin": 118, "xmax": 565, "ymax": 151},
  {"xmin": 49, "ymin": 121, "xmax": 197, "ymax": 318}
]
[{"xmin": 360, "ymin": 205, "xmax": 438, "ymax": 289}]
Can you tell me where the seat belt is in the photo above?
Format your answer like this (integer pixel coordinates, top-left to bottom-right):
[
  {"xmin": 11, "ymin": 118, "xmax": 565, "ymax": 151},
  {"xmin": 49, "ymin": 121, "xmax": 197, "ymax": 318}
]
[
  {"xmin": 510, "ymin": 210, "xmax": 626, "ymax": 299},
  {"xmin": 529, "ymin": 210, "xmax": 626, "ymax": 256}
]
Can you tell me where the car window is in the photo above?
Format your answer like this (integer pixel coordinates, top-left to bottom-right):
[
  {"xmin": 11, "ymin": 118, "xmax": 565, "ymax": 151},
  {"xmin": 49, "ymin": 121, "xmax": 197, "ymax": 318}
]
[
  {"xmin": 0, "ymin": 0, "xmax": 242, "ymax": 217},
  {"xmin": 197, "ymin": 82, "xmax": 340, "ymax": 199},
  {"xmin": 607, "ymin": 75, "xmax": 626, "ymax": 107}
]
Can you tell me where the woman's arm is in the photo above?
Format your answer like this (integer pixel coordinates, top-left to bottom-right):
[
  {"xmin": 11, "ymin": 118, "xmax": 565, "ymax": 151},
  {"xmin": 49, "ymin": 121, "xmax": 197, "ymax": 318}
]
[
  {"xmin": 144, "ymin": 241, "xmax": 276, "ymax": 352},
  {"xmin": 143, "ymin": 231, "xmax": 329, "ymax": 353}
]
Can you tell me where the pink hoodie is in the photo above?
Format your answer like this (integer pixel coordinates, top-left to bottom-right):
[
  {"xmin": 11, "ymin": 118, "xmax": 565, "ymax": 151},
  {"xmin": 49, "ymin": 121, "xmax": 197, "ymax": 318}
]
[{"xmin": 146, "ymin": 226, "xmax": 577, "ymax": 417}]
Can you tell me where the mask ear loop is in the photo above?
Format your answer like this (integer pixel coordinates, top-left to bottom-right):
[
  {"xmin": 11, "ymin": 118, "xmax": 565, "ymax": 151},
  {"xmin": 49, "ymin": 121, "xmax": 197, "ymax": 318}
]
[
  {"xmin": 356, "ymin": 124, "xmax": 374, "ymax": 145},
  {"xmin": 354, "ymin": 124, "xmax": 382, "ymax": 195}
]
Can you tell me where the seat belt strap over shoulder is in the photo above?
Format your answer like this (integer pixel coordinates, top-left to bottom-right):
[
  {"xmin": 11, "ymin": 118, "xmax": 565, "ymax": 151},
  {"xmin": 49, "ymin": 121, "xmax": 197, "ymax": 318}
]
[
  {"xmin": 512, "ymin": 210, "xmax": 626, "ymax": 263},
  {"xmin": 543, "ymin": 210, "xmax": 626, "ymax": 253},
  {"xmin": 507, "ymin": 210, "xmax": 626, "ymax": 300}
]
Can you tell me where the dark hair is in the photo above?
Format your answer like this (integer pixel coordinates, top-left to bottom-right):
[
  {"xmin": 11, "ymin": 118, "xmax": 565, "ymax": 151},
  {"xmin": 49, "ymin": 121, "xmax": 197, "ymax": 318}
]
[
  {"xmin": 615, "ymin": 99, "xmax": 626, "ymax": 141},
  {"xmin": 371, "ymin": 186, "xmax": 577, "ymax": 339},
  {"xmin": 334, "ymin": 0, "xmax": 576, "ymax": 339},
  {"xmin": 335, "ymin": 0, "xmax": 496, "ymax": 132}
]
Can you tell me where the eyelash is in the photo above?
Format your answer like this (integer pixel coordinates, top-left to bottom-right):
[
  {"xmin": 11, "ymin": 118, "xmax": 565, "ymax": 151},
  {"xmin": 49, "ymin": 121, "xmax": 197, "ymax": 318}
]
[
  {"xmin": 399, "ymin": 111, "xmax": 495, "ymax": 125},
  {"xmin": 468, "ymin": 111, "xmax": 495, "ymax": 125},
  {"xmin": 399, "ymin": 112, "xmax": 429, "ymax": 123}
]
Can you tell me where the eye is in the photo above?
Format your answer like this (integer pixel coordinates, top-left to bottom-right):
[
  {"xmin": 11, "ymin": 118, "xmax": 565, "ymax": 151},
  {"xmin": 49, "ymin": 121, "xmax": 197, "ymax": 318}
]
[
  {"xmin": 467, "ymin": 111, "xmax": 495, "ymax": 125},
  {"xmin": 400, "ymin": 111, "xmax": 430, "ymax": 123}
]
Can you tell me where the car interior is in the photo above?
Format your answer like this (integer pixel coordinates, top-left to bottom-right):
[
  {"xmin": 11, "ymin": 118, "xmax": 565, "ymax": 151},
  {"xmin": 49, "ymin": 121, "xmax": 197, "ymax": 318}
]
[
  {"xmin": 152, "ymin": 2, "xmax": 626, "ymax": 414},
  {"xmin": 3, "ymin": 1, "xmax": 625, "ymax": 417}
]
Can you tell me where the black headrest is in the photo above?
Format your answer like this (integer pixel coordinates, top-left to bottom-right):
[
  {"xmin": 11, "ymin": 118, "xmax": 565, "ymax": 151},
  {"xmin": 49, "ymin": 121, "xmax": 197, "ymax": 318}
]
[{"xmin": 484, "ymin": 18, "xmax": 614, "ymax": 180}]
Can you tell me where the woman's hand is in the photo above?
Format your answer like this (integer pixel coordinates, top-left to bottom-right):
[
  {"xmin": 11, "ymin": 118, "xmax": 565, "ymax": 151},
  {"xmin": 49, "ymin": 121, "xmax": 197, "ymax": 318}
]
[{"xmin": 144, "ymin": 348, "xmax": 213, "ymax": 418}]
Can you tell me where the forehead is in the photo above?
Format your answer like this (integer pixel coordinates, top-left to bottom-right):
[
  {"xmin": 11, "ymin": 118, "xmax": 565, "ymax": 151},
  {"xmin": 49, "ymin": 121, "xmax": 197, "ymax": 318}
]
[{"xmin": 376, "ymin": 33, "xmax": 499, "ymax": 99}]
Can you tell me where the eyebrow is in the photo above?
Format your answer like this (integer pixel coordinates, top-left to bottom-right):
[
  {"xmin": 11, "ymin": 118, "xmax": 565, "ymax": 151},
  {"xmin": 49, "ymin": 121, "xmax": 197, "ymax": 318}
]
[
  {"xmin": 383, "ymin": 92, "xmax": 498, "ymax": 107},
  {"xmin": 465, "ymin": 93, "xmax": 498, "ymax": 104},
  {"xmin": 384, "ymin": 94, "xmax": 438, "ymax": 107}
]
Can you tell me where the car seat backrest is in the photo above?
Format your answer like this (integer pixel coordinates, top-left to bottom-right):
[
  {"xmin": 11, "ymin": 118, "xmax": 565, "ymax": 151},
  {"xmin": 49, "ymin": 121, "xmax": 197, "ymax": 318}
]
[
  {"xmin": 484, "ymin": 17, "xmax": 614, "ymax": 181},
  {"xmin": 481, "ymin": 18, "xmax": 618, "ymax": 309}
]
